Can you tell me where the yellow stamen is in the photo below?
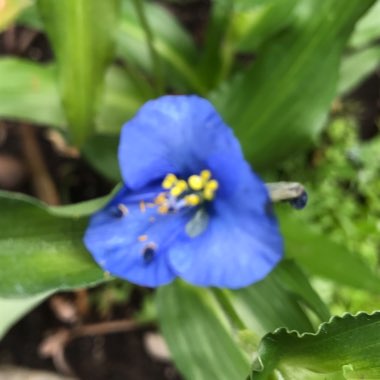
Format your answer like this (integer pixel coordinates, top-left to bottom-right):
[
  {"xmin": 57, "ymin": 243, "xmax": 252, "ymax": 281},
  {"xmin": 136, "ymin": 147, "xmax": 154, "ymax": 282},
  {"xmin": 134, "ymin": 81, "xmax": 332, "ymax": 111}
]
[
  {"xmin": 139, "ymin": 201, "xmax": 146, "ymax": 213},
  {"xmin": 162, "ymin": 173, "xmax": 178, "ymax": 189},
  {"xmin": 205, "ymin": 179, "xmax": 219, "ymax": 191},
  {"xmin": 138, "ymin": 235, "xmax": 148, "ymax": 242},
  {"xmin": 188, "ymin": 175, "xmax": 204, "ymax": 191},
  {"xmin": 200, "ymin": 170, "xmax": 211, "ymax": 182},
  {"xmin": 170, "ymin": 179, "xmax": 188, "ymax": 197},
  {"xmin": 184, "ymin": 194, "xmax": 201, "ymax": 206},
  {"xmin": 203, "ymin": 188, "xmax": 216, "ymax": 201}
]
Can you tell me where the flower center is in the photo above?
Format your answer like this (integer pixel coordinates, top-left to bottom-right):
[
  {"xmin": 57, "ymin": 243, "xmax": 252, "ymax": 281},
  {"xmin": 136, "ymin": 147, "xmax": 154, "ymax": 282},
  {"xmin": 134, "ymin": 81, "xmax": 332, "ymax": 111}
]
[{"xmin": 154, "ymin": 170, "xmax": 219, "ymax": 214}]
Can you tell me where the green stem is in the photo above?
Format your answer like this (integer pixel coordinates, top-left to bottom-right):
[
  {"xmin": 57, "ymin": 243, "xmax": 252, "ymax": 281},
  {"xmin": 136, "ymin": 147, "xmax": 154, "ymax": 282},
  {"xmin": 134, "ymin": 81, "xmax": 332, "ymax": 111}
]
[
  {"xmin": 212, "ymin": 288, "xmax": 246, "ymax": 331},
  {"xmin": 132, "ymin": 0, "xmax": 164, "ymax": 95}
]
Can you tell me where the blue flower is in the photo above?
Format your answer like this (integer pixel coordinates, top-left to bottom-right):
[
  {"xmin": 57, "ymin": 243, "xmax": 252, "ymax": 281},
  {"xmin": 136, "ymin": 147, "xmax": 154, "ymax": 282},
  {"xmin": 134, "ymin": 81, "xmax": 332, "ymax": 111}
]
[{"xmin": 84, "ymin": 95, "xmax": 283, "ymax": 289}]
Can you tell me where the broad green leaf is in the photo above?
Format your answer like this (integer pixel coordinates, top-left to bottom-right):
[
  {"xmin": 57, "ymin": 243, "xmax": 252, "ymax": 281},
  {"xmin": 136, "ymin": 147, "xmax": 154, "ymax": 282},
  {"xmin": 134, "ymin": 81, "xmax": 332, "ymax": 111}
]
[
  {"xmin": 156, "ymin": 281, "xmax": 250, "ymax": 380},
  {"xmin": 37, "ymin": 0, "xmax": 120, "ymax": 145},
  {"xmin": 0, "ymin": 292, "xmax": 50, "ymax": 340},
  {"xmin": 117, "ymin": 1, "xmax": 204, "ymax": 93},
  {"xmin": 338, "ymin": 46, "xmax": 380, "ymax": 95},
  {"xmin": 211, "ymin": 0, "xmax": 375, "ymax": 169},
  {"xmin": 249, "ymin": 312, "xmax": 380, "ymax": 380},
  {"xmin": 279, "ymin": 210, "xmax": 380, "ymax": 293},
  {"xmin": 0, "ymin": 58, "xmax": 65, "ymax": 127},
  {"xmin": 0, "ymin": 0, "xmax": 31, "ymax": 31},
  {"xmin": 0, "ymin": 191, "xmax": 105, "ymax": 297},
  {"xmin": 349, "ymin": 0, "xmax": 380, "ymax": 48}
]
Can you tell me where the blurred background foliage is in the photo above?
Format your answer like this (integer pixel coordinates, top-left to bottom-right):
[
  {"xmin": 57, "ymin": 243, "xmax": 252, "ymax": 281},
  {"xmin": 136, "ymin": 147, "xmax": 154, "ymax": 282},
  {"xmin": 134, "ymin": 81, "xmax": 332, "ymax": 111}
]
[{"xmin": 1, "ymin": 0, "xmax": 380, "ymax": 379}]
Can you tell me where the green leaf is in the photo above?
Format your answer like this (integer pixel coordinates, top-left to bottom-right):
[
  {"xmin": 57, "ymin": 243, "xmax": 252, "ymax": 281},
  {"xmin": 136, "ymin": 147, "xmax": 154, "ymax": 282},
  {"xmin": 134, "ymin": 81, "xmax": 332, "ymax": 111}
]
[
  {"xmin": 0, "ymin": 58, "xmax": 65, "ymax": 127},
  {"xmin": 37, "ymin": 0, "xmax": 120, "ymax": 145},
  {"xmin": 279, "ymin": 210, "xmax": 380, "ymax": 293},
  {"xmin": 230, "ymin": 0, "xmax": 297, "ymax": 52},
  {"xmin": 96, "ymin": 65, "xmax": 153, "ymax": 135},
  {"xmin": 0, "ymin": 0, "xmax": 32, "ymax": 31},
  {"xmin": 338, "ymin": 46, "xmax": 380, "ymax": 95},
  {"xmin": 0, "ymin": 292, "xmax": 50, "ymax": 340},
  {"xmin": 0, "ymin": 59, "xmax": 140, "ymax": 134},
  {"xmin": 231, "ymin": 260, "xmax": 327, "ymax": 337},
  {"xmin": 211, "ymin": 0, "xmax": 375, "ymax": 169},
  {"xmin": 117, "ymin": 1, "xmax": 205, "ymax": 93},
  {"xmin": 156, "ymin": 281, "xmax": 250, "ymax": 380},
  {"xmin": 249, "ymin": 312, "xmax": 380, "ymax": 379},
  {"xmin": 196, "ymin": 0, "xmax": 234, "ymax": 89},
  {"xmin": 0, "ymin": 191, "xmax": 105, "ymax": 297},
  {"xmin": 272, "ymin": 260, "xmax": 330, "ymax": 322},
  {"xmin": 349, "ymin": 0, "xmax": 380, "ymax": 48}
]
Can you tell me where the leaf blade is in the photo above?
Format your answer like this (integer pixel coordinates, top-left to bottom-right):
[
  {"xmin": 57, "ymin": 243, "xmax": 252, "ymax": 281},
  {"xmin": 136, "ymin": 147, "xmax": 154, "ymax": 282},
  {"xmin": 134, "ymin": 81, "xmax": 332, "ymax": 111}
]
[
  {"xmin": 156, "ymin": 281, "xmax": 250, "ymax": 380},
  {"xmin": 250, "ymin": 312, "xmax": 380, "ymax": 379},
  {"xmin": 0, "ymin": 191, "xmax": 105, "ymax": 297},
  {"xmin": 37, "ymin": 0, "xmax": 120, "ymax": 145}
]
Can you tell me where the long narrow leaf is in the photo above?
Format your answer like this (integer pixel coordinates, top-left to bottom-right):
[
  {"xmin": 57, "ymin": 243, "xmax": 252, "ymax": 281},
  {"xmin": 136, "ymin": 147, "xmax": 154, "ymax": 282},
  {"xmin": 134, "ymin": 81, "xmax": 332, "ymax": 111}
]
[
  {"xmin": 156, "ymin": 281, "xmax": 250, "ymax": 380},
  {"xmin": 37, "ymin": 0, "xmax": 120, "ymax": 145}
]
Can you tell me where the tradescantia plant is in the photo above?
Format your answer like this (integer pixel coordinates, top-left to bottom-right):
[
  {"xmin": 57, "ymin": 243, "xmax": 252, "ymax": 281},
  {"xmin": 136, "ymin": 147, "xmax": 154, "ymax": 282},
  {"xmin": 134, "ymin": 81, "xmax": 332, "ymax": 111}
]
[{"xmin": 1, "ymin": 0, "xmax": 380, "ymax": 379}]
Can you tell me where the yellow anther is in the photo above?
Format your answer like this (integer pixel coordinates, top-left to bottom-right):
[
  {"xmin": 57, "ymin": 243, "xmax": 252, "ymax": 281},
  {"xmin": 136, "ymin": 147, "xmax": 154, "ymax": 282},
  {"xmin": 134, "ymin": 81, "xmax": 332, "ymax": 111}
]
[
  {"xmin": 188, "ymin": 175, "xmax": 204, "ymax": 191},
  {"xmin": 200, "ymin": 170, "xmax": 211, "ymax": 182},
  {"xmin": 203, "ymin": 188, "xmax": 216, "ymax": 201},
  {"xmin": 162, "ymin": 173, "xmax": 178, "ymax": 189},
  {"xmin": 205, "ymin": 179, "xmax": 219, "ymax": 191},
  {"xmin": 170, "ymin": 180, "xmax": 188, "ymax": 197},
  {"xmin": 184, "ymin": 194, "xmax": 201, "ymax": 206},
  {"xmin": 138, "ymin": 235, "xmax": 148, "ymax": 242}
]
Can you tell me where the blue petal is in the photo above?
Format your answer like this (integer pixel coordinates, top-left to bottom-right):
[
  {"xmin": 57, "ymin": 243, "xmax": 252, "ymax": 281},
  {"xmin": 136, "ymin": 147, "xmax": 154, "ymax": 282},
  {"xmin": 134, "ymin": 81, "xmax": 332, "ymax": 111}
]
[
  {"xmin": 118, "ymin": 95, "xmax": 244, "ymax": 190},
  {"xmin": 168, "ymin": 171, "xmax": 283, "ymax": 289},
  {"xmin": 84, "ymin": 187, "xmax": 190, "ymax": 287}
]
